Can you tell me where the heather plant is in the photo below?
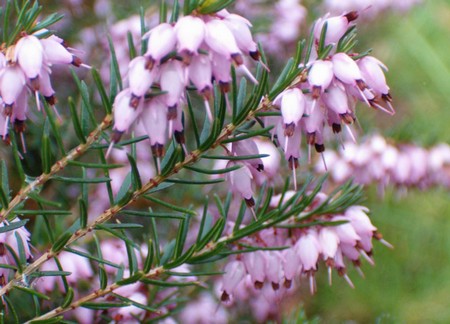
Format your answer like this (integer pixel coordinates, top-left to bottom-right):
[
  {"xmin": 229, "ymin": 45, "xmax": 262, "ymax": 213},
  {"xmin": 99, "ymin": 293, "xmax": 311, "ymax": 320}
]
[{"xmin": 0, "ymin": 0, "xmax": 433, "ymax": 322}]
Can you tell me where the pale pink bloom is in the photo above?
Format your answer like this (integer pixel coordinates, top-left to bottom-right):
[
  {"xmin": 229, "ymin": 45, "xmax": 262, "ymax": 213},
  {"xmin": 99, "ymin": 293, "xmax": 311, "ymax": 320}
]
[
  {"xmin": 174, "ymin": 16, "xmax": 205, "ymax": 62},
  {"xmin": 143, "ymin": 23, "xmax": 177, "ymax": 69},
  {"xmin": 243, "ymin": 250, "xmax": 267, "ymax": 288},
  {"xmin": 159, "ymin": 59, "xmax": 185, "ymax": 108},
  {"xmin": 314, "ymin": 12, "xmax": 358, "ymax": 45},
  {"xmin": 319, "ymin": 227, "xmax": 340, "ymax": 260},
  {"xmin": 205, "ymin": 19, "xmax": 241, "ymax": 62},
  {"xmin": 269, "ymin": 190, "xmax": 297, "ymax": 208},
  {"xmin": 15, "ymin": 35, "xmax": 44, "ymax": 81},
  {"xmin": 279, "ymin": 88, "xmax": 305, "ymax": 129},
  {"xmin": 12, "ymin": 87, "xmax": 28, "ymax": 123},
  {"xmin": 322, "ymin": 81, "xmax": 353, "ymax": 119},
  {"xmin": 188, "ymin": 54, "xmax": 212, "ymax": 96},
  {"xmin": 38, "ymin": 66, "xmax": 55, "ymax": 99},
  {"xmin": 358, "ymin": 56, "xmax": 390, "ymax": 95},
  {"xmin": 331, "ymin": 215, "xmax": 360, "ymax": 246},
  {"xmin": 253, "ymin": 138, "xmax": 281, "ymax": 183},
  {"xmin": 211, "ymin": 51, "xmax": 232, "ymax": 91},
  {"xmin": 332, "ymin": 53, "xmax": 364, "ymax": 87},
  {"xmin": 141, "ymin": 97, "xmax": 168, "ymax": 149},
  {"xmin": 112, "ymin": 89, "xmax": 143, "ymax": 135},
  {"xmin": 276, "ymin": 121, "xmax": 302, "ymax": 161},
  {"xmin": 345, "ymin": 206, "xmax": 376, "ymax": 236},
  {"xmin": 40, "ymin": 38, "xmax": 77, "ymax": 66},
  {"xmin": 308, "ymin": 60, "xmax": 334, "ymax": 98},
  {"xmin": 295, "ymin": 230, "xmax": 321, "ymax": 272},
  {"xmin": 227, "ymin": 162, "xmax": 254, "ymax": 203},
  {"xmin": 128, "ymin": 56, "xmax": 157, "ymax": 105},
  {"xmin": 282, "ymin": 248, "xmax": 301, "ymax": 286},
  {"xmin": 221, "ymin": 260, "xmax": 246, "ymax": 300},
  {"xmin": 0, "ymin": 65, "xmax": 26, "ymax": 107},
  {"xmin": 264, "ymin": 251, "xmax": 284, "ymax": 289},
  {"xmin": 223, "ymin": 14, "xmax": 258, "ymax": 58},
  {"xmin": 232, "ymin": 138, "xmax": 264, "ymax": 171}
]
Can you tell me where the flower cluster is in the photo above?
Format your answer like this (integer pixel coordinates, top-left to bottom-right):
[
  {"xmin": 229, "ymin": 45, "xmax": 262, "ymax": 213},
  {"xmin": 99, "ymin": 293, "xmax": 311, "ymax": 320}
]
[
  {"xmin": 265, "ymin": 12, "xmax": 393, "ymax": 188},
  {"xmin": 316, "ymin": 134, "xmax": 450, "ymax": 192},
  {"xmin": 0, "ymin": 30, "xmax": 88, "ymax": 149},
  {"xmin": 109, "ymin": 9, "xmax": 265, "ymax": 161},
  {"xmin": 215, "ymin": 191, "xmax": 391, "ymax": 320}
]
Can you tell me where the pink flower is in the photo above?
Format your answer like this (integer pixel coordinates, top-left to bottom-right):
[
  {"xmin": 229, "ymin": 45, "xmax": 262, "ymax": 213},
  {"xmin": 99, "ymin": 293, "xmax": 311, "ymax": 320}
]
[
  {"xmin": 205, "ymin": 19, "xmax": 242, "ymax": 64},
  {"xmin": 14, "ymin": 35, "xmax": 44, "ymax": 82},
  {"xmin": 221, "ymin": 260, "xmax": 246, "ymax": 301},
  {"xmin": 159, "ymin": 59, "xmax": 186, "ymax": 109},
  {"xmin": 227, "ymin": 162, "xmax": 254, "ymax": 206},
  {"xmin": 128, "ymin": 56, "xmax": 158, "ymax": 107},
  {"xmin": 308, "ymin": 60, "xmax": 334, "ymax": 99},
  {"xmin": 174, "ymin": 16, "xmax": 205, "ymax": 63},
  {"xmin": 143, "ymin": 23, "xmax": 177, "ymax": 69},
  {"xmin": 314, "ymin": 11, "xmax": 358, "ymax": 45},
  {"xmin": 111, "ymin": 89, "xmax": 143, "ymax": 141}
]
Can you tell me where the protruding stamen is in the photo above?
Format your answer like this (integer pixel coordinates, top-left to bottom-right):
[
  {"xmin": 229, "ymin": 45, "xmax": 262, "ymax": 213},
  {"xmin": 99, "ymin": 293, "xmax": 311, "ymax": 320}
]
[
  {"xmin": 344, "ymin": 124, "xmax": 357, "ymax": 144},
  {"xmin": 52, "ymin": 105, "xmax": 62, "ymax": 123},
  {"xmin": 35, "ymin": 91, "xmax": 41, "ymax": 112},
  {"xmin": 204, "ymin": 99, "xmax": 213, "ymax": 122},
  {"xmin": 355, "ymin": 266, "xmax": 365, "ymax": 278},
  {"xmin": 321, "ymin": 152, "xmax": 328, "ymax": 171},
  {"xmin": 359, "ymin": 250, "xmax": 375, "ymax": 266},
  {"xmin": 239, "ymin": 64, "xmax": 259, "ymax": 85},
  {"xmin": 343, "ymin": 274, "xmax": 355, "ymax": 289},
  {"xmin": 250, "ymin": 207, "xmax": 257, "ymax": 221},
  {"xmin": 328, "ymin": 266, "xmax": 332, "ymax": 286},
  {"xmin": 292, "ymin": 159, "xmax": 297, "ymax": 191},
  {"xmin": 20, "ymin": 132, "xmax": 27, "ymax": 154},
  {"xmin": 105, "ymin": 141, "xmax": 115, "ymax": 159}
]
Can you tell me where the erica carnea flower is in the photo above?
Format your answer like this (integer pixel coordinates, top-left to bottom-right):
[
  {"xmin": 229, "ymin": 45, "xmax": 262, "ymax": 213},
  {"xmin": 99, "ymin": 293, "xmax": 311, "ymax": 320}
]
[
  {"xmin": 0, "ymin": 30, "xmax": 88, "ymax": 150},
  {"xmin": 263, "ymin": 11, "xmax": 394, "ymax": 188},
  {"xmin": 217, "ymin": 191, "xmax": 392, "ymax": 306},
  {"xmin": 108, "ymin": 10, "xmax": 264, "ymax": 164},
  {"xmin": 316, "ymin": 135, "xmax": 450, "ymax": 192}
]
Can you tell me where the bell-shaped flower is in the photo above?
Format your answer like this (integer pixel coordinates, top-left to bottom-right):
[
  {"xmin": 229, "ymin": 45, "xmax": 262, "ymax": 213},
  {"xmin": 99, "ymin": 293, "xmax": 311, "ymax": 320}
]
[
  {"xmin": 15, "ymin": 35, "xmax": 44, "ymax": 83},
  {"xmin": 128, "ymin": 56, "xmax": 157, "ymax": 107},
  {"xmin": 174, "ymin": 16, "xmax": 205, "ymax": 63},
  {"xmin": 319, "ymin": 227, "xmax": 340, "ymax": 261},
  {"xmin": 205, "ymin": 19, "xmax": 242, "ymax": 64},
  {"xmin": 141, "ymin": 97, "xmax": 168, "ymax": 150},
  {"xmin": 0, "ymin": 65, "xmax": 26, "ymax": 107},
  {"xmin": 232, "ymin": 138, "xmax": 264, "ymax": 172},
  {"xmin": 314, "ymin": 11, "xmax": 358, "ymax": 45},
  {"xmin": 39, "ymin": 66, "xmax": 56, "ymax": 104},
  {"xmin": 221, "ymin": 260, "xmax": 246, "ymax": 301},
  {"xmin": 308, "ymin": 60, "xmax": 333, "ymax": 99},
  {"xmin": 295, "ymin": 230, "xmax": 321, "ymax": 272},
  {"xmin": 279, "ymin": 88, "xmax": 305, "ymax": 135},
  {"xmin": 188, "ymin": 54, "xmax": 212, "ymax": 97},
  {"xmin": 282, "ymin": 248, "xmax": 301, "ymax": 288},
  {"xmin": 345, "ymin": 206, "xmax": 377, "ymax": 237},
  {"xmin": 358, "ymin": 56, "xmax": 390, "ymax": 95},
  {"xmin": 332, "ymin": 53, "xmax": 365, "ymax": 88},
  {"xmin": 159, "ymin": 59, "xmax": 185, "ymax": 109},
  {"xmin": 322, "ymin": 82, "xmax": 353, "ymax": 123},
  {"xmin": 143, "ymin": 23, "xmax": 177, "ymax": 69},
  {"xmin": 211, "ymin": 52, "xmax": 232, "ymax": 92},
  {"xmin": 243, "ymin": 250, "xmax": 267, "ymax": 288},
  {"xmin": 331, "ymin": 215, "xmax": 361, "ymax": 246},
  {"xmin": 40, "ymin": 38, "xmax": 78, "ymax": 66},
  {"xmin": 223, "ymin": 14, "xmax": 258, "ymax": 58},
  {"xmin": 112, "ymin": 89, "xmax": 143, "ymax": 138},
  {"xmin": 253, "ymin": 138, "xmax": 281, "ymax": 182},
  {"xmin": 265, "ymin": 251, "xmax": 284, "ymax": 290},
  {"xmin": 227, "ymin": 162, "xmax": 254, "ymax": 204}
]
